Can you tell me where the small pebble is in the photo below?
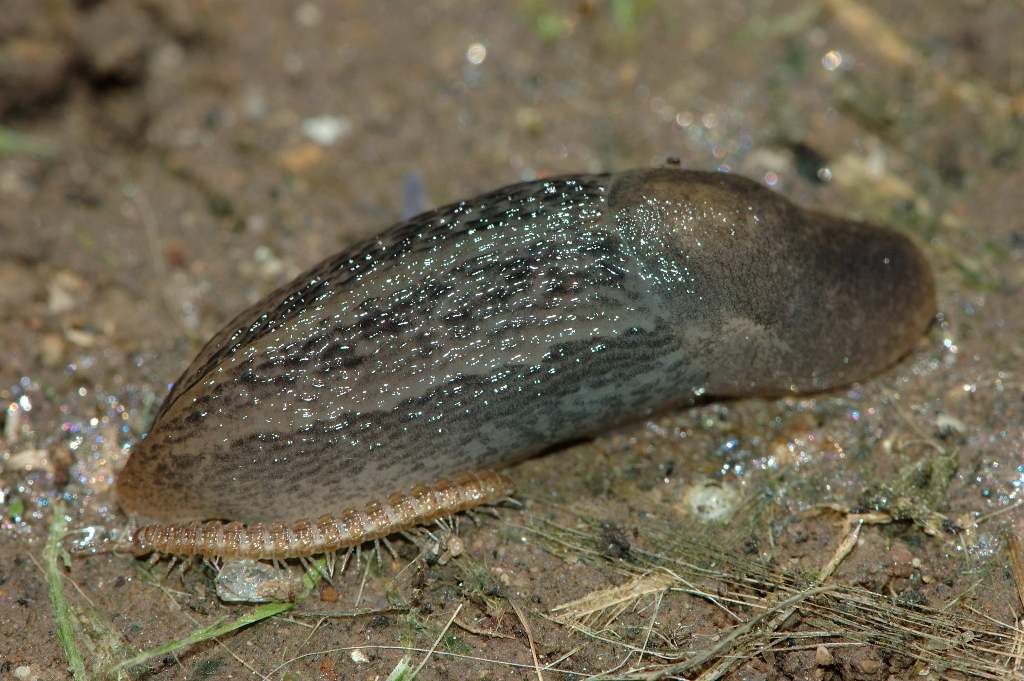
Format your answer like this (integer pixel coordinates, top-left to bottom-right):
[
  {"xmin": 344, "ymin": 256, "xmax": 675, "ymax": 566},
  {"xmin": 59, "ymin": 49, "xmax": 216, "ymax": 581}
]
[
  {"xmin": 277, "ymin": 143, "xmax": 326, "ymax": 173},
  {"xmin": 5, "ymin": 448, "xmax": 52, "ymax": 474},
  {"xmin": 856, "ymin": 658, "xmax": 882, "ymax": 674},
  {"xmin": 47, "ymin": 270, "xmax": 89, "ymax": 315},
  {"xmin": 935, "ymin": 413, "xmax": 966, "ymax": 436},
  {"xmin": 39, "ymin": 333, "xmax": 65, "ymax": 367},
  {"xmin": 215, "ymin": 559, "xmax": 301, "ymax": 602},
  {"xmin": 350, "ymin": 649, "xmax": 370, "ymax": 664},
  {"xmin": 242, "ymin": 87, "xmax": 267, "ymax": 120},
  {"xmin": 319, "ymin": 584, "xmax": 338, "ymax": 603},
  {"xmin": 815, "ymin": 645, "xmax": 834, "ymax": 666},
  {"xmin": 295, "ymin": 3, "xmax": 322, "ymax": 27},
  {"xmin": 681, "ymin": 480, "xmax": 739, "ymax": 521},
  {"xmin": 302, "ymin": 115, "xmax": 352, "ymax": 146},
  {"xmin": 77, "ymin": 0, "xmax": 155, "ymax": 82},
  {"xmin": 0, "ymin": 261, "xmax": 41, "ymax": 315}
]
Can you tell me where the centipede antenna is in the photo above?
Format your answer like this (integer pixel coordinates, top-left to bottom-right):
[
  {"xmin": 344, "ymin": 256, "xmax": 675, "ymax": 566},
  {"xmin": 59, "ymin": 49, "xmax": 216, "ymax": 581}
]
[{"xmin": 64, "ymin": 528, "xmax": 111, "ymax": 558}]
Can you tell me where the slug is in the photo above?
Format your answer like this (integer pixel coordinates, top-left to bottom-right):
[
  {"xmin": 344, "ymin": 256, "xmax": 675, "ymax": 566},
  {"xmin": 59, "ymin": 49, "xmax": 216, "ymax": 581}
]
[{"xmin": 116, "ymin": 168, "xmax": 935, "ymax": 559}]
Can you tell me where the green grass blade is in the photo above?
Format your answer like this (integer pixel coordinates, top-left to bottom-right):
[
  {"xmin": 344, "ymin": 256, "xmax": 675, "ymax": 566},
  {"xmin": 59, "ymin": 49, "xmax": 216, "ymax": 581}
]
[
  {"xmin": 385, "ymin": 656, "xmax": 415, "ymax": 681},
  {"xmin": 110, "ymin": 601, "xmax": 293, "ymax": 675},
  {"xmin": 44, "ymin": 501, "xmax": 89, "ymax": 680},
  {"xmin": 0, "ymin": 126, "xmax": 59, "ymax": 157}
]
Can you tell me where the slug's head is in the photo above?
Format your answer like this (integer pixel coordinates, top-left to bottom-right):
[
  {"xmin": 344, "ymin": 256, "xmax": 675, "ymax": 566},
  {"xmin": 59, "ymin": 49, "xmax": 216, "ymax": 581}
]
[{"xmin": 609, "ymin": 167, "xmax": 936, "ymax": 396}]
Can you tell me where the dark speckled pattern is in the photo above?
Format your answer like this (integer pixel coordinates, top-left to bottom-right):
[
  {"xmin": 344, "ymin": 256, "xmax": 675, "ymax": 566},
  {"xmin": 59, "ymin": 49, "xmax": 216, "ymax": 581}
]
[{"xmin": 117, "ymin": 168, "xmax": 935, "ymax": 524}]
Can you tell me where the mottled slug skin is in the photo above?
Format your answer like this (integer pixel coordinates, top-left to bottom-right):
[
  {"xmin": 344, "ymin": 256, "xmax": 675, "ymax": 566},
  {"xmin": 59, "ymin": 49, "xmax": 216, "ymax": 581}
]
[{"xmin": 117, "ymin": 168, "xmax": 935, "ymax": 524}]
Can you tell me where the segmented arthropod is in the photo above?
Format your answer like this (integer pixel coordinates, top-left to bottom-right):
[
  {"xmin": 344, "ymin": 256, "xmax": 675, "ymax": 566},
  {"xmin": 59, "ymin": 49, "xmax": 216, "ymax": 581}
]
[{"xmin": 129, "ymin": 471, "xmax": 511, "ymax": 560}]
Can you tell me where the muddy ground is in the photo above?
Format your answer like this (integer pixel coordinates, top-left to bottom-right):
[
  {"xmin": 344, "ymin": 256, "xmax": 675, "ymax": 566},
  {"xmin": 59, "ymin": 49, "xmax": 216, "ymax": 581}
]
[{"xmin": 1, "ymin": 1, "xmax": 1023, "ymax": 679}]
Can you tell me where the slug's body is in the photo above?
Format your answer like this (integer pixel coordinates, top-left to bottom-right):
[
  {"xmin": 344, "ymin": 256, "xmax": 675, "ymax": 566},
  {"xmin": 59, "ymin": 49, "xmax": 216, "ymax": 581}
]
[{"xmin": 117, "ymin": 168, "xmax": 935, "ymax": 559}]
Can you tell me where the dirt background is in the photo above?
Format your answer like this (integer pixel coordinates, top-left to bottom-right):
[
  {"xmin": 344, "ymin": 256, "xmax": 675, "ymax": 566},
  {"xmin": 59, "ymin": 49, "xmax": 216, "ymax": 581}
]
[{"xmin": 1, "ymin": 1, "xmax": 1023, "ymax": 679}]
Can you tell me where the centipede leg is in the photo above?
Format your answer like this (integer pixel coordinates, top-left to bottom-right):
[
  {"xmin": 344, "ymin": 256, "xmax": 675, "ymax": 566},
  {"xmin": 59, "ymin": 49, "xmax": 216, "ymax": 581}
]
[
  {"xmin": 337, "ymin": 547, "xmax": 354, "ymax": 575},
  {"xmin": 400, "ymin": 529, "xmax": 423, "ymax": 545},
  {"xmin": 325, "ymin": 551, "xmax": 336, "ymax": 577},
  {"xmin": 393, "ymin": 542, "xmax": 426, "ymax": 580},
  {"xmin": 381, "ymin": 536, "xmax": 399, "ymax": 560},
  {"xmin": 355, "ymin": 559, "xmax": 371, "ymax": 607},
  {"xmin": 300, "ymin": 555, "xmax": 335, "ymax": 587}
]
